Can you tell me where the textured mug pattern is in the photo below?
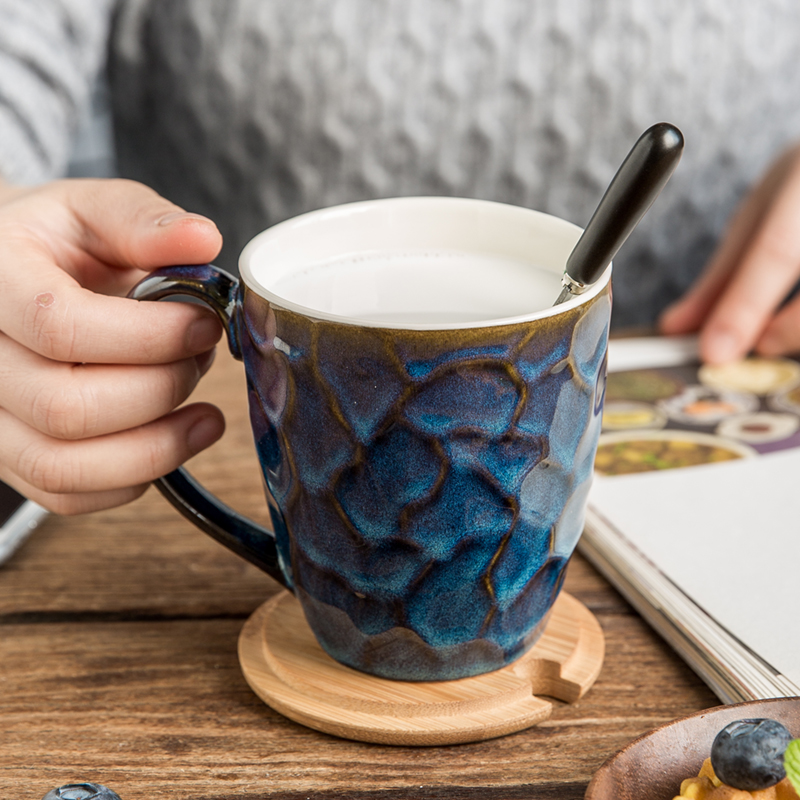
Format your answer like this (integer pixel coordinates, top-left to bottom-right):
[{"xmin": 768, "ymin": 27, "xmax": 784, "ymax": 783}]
[{"xmin": 240, "ymin": 283, "xmax": 611, "ymax": 681}]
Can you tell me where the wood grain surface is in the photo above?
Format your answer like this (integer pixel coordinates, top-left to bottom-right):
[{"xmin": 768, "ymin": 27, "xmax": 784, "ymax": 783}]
[{"xmin": 0, "ymin": 346, "xmax": 718, "ymax": 800}]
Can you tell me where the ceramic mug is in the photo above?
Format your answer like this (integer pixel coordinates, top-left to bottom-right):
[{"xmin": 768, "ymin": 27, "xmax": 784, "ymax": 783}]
[{"xmin": 131, "ymin": 197, "xmax": 611, "ymax": 682}]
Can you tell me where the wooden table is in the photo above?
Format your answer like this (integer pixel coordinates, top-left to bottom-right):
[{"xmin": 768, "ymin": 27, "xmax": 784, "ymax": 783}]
[{"xmin": 0, "ymin": 347, "xmax": 718, "ymax": 800}]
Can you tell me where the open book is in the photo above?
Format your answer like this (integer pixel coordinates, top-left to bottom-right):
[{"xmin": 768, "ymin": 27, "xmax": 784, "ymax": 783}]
[{"xmin": 580, "ymin": 335, "xmax": 800, "ymax": 703}]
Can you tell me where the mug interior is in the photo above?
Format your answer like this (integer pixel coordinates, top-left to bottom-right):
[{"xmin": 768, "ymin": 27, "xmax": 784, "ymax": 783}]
[{"xmin": 239, "ymin": 197, "xmax": 611, "ymax": 330}]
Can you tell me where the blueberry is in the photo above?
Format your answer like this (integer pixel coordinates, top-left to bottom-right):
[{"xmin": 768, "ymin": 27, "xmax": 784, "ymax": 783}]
[
  {"xmin": 42, "ymin": 784, "xmax": 122, "ymax": 800},
  {"xmin": 710, "ymin": 718, "xmax": 793, "ymax": 790}
]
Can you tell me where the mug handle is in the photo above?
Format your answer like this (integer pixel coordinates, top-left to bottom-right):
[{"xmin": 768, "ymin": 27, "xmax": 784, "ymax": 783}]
[{"xmin": 128, "ymin": 264, "xmax": 288, "ymax": 588}]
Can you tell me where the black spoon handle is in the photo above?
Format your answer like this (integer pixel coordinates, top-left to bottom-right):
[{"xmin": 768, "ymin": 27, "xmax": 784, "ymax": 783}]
[{"xmin": 559, "ymin": 122, "xmax": 684, "ymax": 301}]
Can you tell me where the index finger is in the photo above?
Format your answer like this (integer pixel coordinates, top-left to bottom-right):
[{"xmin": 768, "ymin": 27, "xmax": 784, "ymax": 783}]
[
  {"xmin": 698, "ymin": 158, "xmax": 800, "ymax": 364},
  {"xmin": 659, "ymin": 146, "xmax": 797, "ymax": 337},
  {"xmin": 0, "ymin": 234, "xmax": 223, "ymax": 364}
]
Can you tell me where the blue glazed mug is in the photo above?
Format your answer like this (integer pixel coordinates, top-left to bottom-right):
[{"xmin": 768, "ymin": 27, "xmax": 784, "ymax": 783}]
[{"xmin": 132, "ymin": 197, "xmax": 611, "ymax": 682}]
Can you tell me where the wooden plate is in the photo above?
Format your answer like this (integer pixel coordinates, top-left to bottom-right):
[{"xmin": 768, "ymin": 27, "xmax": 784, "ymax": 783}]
[{"xmin": 585, "ymin": 697, "xmax": 800, "ymax": 800}]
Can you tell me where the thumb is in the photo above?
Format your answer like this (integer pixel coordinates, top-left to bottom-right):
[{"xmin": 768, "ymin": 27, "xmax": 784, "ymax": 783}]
[{"xmin": 54, "ymin": 178, "xmax": 223, "ymax": 271}]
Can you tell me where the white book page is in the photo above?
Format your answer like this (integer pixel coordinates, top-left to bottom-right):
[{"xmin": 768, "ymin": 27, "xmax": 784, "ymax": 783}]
[
  {"xmin": 590, "ymin": 446, "xmax": 800, "ymax": 688},
  {"xmin": 606, "ymin": 334, "xmax": 700, "ymax": 372}
]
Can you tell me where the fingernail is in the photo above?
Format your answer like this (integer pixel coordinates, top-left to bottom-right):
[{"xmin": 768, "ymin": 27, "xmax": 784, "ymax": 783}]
[
  {"xmin": 186, "ymin": 314, "xmax": 222, "ymax": 352},
  {"xmin": 702, "ymin": 329, "xmax": 741, "ymax": 364},
  {"xmin": 187, "ymin": 414, "xmax": 224, "ymax": 455},
  {"xmin": 195, "ymin": 347, "xmax": 217, "ymax": 376},
  {"xmin": 156, "ymin": 210, "xmax": 215, "ymax": 227}
]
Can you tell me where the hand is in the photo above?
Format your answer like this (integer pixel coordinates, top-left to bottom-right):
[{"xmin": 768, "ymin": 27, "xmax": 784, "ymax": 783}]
[
  {"xmin": 0, "ymin": 178, "xmax": 226, "ymax": 514},
  {"xmin": 659, "ymin": 144, "xmax": 800, "ymax": 364}
]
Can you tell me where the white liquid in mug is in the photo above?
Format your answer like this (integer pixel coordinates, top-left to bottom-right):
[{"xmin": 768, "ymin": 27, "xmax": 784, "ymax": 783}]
[{"xmin": 267, "ymin": 249, "xmax": 562, "ymax": 325}]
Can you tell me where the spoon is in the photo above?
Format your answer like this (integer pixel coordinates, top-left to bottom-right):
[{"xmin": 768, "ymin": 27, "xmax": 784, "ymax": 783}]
[{"xmin": 554, "ymin": 122, "xmax": 684, "ymax": 305}]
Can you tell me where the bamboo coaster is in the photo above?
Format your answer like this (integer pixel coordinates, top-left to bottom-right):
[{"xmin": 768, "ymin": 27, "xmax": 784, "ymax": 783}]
[{"xmin": 238, "ymin": 590, "xmax": 604, "ymax": 746}]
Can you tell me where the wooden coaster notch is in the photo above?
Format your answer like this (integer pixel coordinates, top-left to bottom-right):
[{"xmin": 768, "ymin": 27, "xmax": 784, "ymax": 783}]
[{"xmin": 238, "ymin": 590, "xmax": 604, "ymax": 746}]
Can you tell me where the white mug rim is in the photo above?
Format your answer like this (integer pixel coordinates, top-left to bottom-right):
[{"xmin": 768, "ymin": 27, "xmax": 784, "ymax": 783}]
[{"xmin": 239, "ymin": 196, "xmax": 611, "ymax": 331}]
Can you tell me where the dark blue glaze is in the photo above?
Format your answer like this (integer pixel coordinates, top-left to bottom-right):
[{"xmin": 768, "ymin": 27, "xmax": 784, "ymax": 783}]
[
  {"xmin": 129, "ymin": 266, "xmax": 285, "ymax": 586},
  {"xmin": 42, "ymin": 784, "xmax": 121, "ymax": 800},
  {"xmin": 130, "ymin": 264, "xmax": 242, "ymax": 358},
  {"xmin": 131, "ymin": 262, "xmax": 611, "ymax": 681}
]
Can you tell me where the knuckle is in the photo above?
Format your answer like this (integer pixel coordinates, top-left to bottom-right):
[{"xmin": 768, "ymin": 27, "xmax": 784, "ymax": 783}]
[
  {"xmin": 757, "ymin": 225, "xmax": 800, "ymax": 272},
  {"xmin": 137, "ymin": 331, "xmax": 164, "ymax": 363},
  {"xmin": 17, "ymin": 441, "xmax": 79, "ymax": 494},
  {"xmin": 0, "ymin": 219, "xmax": 39, "ymax": 252},
  {"xmin": 29, "ymin": 379, "xmax": 94, "ymax": 440},
  {"xmin": 144, "ymin": 434, "xmax": 171, "ymax": 480},
  {"xmin": 21, "ymin": 297, "xmax": 80, "ymax": 362}
]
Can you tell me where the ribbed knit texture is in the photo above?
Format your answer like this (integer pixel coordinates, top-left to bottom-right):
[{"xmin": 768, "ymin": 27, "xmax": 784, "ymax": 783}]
[
  {"xmin": 0, "ymin": 0, "xmax": 113, "ymax": 183},
  {"xmin": 2, "ymin": 0, "xmax": 800, "ymax": 325}
]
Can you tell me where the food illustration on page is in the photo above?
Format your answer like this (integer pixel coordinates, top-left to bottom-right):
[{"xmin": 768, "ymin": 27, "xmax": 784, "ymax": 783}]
[{"xmin": 596, "ymin": 356, "xmax": 800, "ymax": 476}]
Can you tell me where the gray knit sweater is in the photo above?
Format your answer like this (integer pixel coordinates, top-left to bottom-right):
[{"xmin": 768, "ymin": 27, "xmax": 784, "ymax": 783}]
[{"xmin": 2, "ymin": 0, "xmax": 800, "ymax": 327}]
